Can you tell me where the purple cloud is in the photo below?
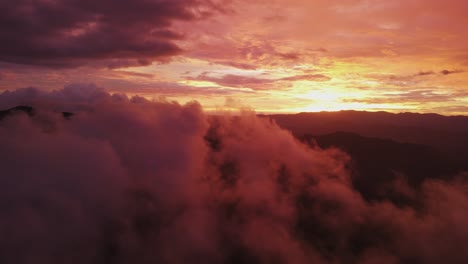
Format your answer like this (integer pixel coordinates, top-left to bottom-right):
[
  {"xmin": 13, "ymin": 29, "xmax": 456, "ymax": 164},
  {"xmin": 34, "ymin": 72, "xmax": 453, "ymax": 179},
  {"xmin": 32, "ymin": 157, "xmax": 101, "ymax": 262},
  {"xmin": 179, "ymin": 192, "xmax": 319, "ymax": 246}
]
[
  {"xmin": 0, "ymin": 0, "xmax": 226, "ymax": 68},
  {"xmin": 187, "ymin": 72, "xmax": 330, "ymax": 89},
  {"xmin": 1, "ymin": 85, "xmax": 468, "ymax": 263}
]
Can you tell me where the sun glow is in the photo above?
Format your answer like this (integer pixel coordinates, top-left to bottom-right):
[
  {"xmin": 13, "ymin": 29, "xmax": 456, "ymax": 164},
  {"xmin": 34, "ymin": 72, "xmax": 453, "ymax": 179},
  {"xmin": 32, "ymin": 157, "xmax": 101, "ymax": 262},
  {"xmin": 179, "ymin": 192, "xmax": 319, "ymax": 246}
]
[{"xmin": 294, "ymin": 102, "xmax": 410, "ymax": 113}]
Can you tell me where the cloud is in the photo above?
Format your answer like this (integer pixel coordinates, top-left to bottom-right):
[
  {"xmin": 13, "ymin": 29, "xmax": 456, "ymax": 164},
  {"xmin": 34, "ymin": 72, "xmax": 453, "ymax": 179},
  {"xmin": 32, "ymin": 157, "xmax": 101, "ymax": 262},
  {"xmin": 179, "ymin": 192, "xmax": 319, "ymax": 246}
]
[
  {"xmin": 213, "ymin": 61, "xmax": 258, "ymax": 70},
  {"xmin": 416, "ymin": 71, "xmax": 435, "ymax": 76},
  {"xmin": 277, "ymin": 52, "xmax": 301, "ymax": 60},
  {"xmin": 344, "ymin": 90, "xmax": 455, "ymax": 104},
  {"xmin": 187, "ymin": 34, "xmax": 321, "ymax": 70},
  {"xmin": 111, "ymin": 71, "xmax": 155, "ymax": 79},
  {"xmin": 365, "ymin": 69, "xmax": 465, "ymax": 88},
  {"xmin": 1, "ymin": 84, "xmax": 468, "ymax": 263},
  {"xmin": 187, "ymin": 72, "xmax": 330, "ymax": 89},
  {"xmin": 280, "ymin": 74, "xmax": 331, "ymax": 82},
  {"xmin": 188, "ymin": 73, "xmax": 275, "ymax": 88},
  {"xmin": 0, "ymin": 0, "xmax": 228, "ymax": 68},
  {"xmin": 440, "ymin": 69, "xmax": 463, "ymax": 75}
]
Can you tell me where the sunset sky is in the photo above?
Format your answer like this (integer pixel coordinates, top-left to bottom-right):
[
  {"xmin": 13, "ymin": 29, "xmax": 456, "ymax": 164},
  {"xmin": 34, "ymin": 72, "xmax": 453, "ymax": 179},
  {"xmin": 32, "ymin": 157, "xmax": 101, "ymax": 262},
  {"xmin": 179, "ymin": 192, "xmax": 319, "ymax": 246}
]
[
  {"xmin": 2, "ymin": 2, "xmax": 468, "ymax": 262},
  {"xmin": 1, "ymin": 0, "xmax": 468, "ymax": 114}
]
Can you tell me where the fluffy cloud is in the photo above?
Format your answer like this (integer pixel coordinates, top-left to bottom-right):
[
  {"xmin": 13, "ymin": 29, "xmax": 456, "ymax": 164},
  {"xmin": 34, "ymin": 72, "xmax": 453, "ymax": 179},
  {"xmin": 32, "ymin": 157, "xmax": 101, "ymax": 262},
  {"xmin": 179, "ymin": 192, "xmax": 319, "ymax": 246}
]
[
  {"xmin": 0, "ymin": 85, "xmax": 468, "ymax": 263},
  {"xmin": 0, "ymin": 0, "xmax": 228, "ymax": 68}
]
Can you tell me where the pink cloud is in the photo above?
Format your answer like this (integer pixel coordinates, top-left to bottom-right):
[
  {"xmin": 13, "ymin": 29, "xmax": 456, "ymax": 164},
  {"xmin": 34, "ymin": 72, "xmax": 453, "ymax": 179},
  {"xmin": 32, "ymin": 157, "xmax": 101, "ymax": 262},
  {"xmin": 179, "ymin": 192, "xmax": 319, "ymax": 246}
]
[
  {"xmin": 0, "ymin": 0, "xmax": 228, "ymax": 68},
  {"xmin": 187, "ymin": 73, "xmax": 330, "ymax": 89},
  {"xmin": 0, "ymin": 85, "xmax": 468, "ymax": 263}
]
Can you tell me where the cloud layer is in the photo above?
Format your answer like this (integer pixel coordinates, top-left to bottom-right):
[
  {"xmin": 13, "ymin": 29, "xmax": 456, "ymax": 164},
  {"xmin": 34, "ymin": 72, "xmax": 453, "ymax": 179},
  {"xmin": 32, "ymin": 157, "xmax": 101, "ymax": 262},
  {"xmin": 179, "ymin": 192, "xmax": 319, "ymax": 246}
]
[{"xmin": 0, "ymin": 85, "xmax": 468, "ymax": 263}]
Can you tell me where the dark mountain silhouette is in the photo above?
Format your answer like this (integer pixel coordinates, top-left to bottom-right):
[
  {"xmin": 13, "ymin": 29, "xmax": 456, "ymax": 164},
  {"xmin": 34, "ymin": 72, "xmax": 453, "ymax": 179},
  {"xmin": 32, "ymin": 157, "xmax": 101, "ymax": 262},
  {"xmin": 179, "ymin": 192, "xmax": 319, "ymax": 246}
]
[
  {"xmin": 264, "ymin": 111, "xmax": 468, "ymax": 205},
  {"xmin": 302, "ymin": 131, "xmax": 464, "ymax": 205},
  {"xmin": 267, "ymin": 110, "xmax": 468, "ymax": 162}
]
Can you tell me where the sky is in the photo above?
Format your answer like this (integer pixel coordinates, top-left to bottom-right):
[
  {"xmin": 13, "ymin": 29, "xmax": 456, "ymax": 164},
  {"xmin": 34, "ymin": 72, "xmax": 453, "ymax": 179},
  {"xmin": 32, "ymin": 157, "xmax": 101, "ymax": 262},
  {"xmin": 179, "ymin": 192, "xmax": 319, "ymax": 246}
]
[{"xmin": 1, "ymin": 0, "xmax": 468, "ymax": 114}]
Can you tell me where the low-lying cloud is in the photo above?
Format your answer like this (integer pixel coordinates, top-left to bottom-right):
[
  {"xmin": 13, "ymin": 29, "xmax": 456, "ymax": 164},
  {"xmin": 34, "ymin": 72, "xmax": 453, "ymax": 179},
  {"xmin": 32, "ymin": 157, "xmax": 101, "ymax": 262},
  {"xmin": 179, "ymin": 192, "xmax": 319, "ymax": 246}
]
[{"xmin": 0, "ymin": 85, "xmax": 467, "ymax": 263}]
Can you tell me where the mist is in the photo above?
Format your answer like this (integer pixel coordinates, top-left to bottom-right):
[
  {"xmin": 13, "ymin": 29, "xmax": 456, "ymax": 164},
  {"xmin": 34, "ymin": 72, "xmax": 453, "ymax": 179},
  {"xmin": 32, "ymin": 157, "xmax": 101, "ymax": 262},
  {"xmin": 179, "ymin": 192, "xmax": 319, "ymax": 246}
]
[{"xmin": 1, "ymin": 85, "xmax": 468, "ymax": 264}]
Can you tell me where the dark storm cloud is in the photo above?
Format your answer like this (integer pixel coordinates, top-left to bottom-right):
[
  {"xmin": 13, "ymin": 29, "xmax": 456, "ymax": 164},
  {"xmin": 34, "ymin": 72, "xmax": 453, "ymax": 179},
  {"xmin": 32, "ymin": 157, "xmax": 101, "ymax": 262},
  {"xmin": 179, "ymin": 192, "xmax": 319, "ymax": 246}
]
[
  {"xmin": 0, "ymin": 0, "xmax": 225, "ymax": 68},
  {"xmin": 1, "ymin": 85, "xmax": 468, "ymax": 263}
]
